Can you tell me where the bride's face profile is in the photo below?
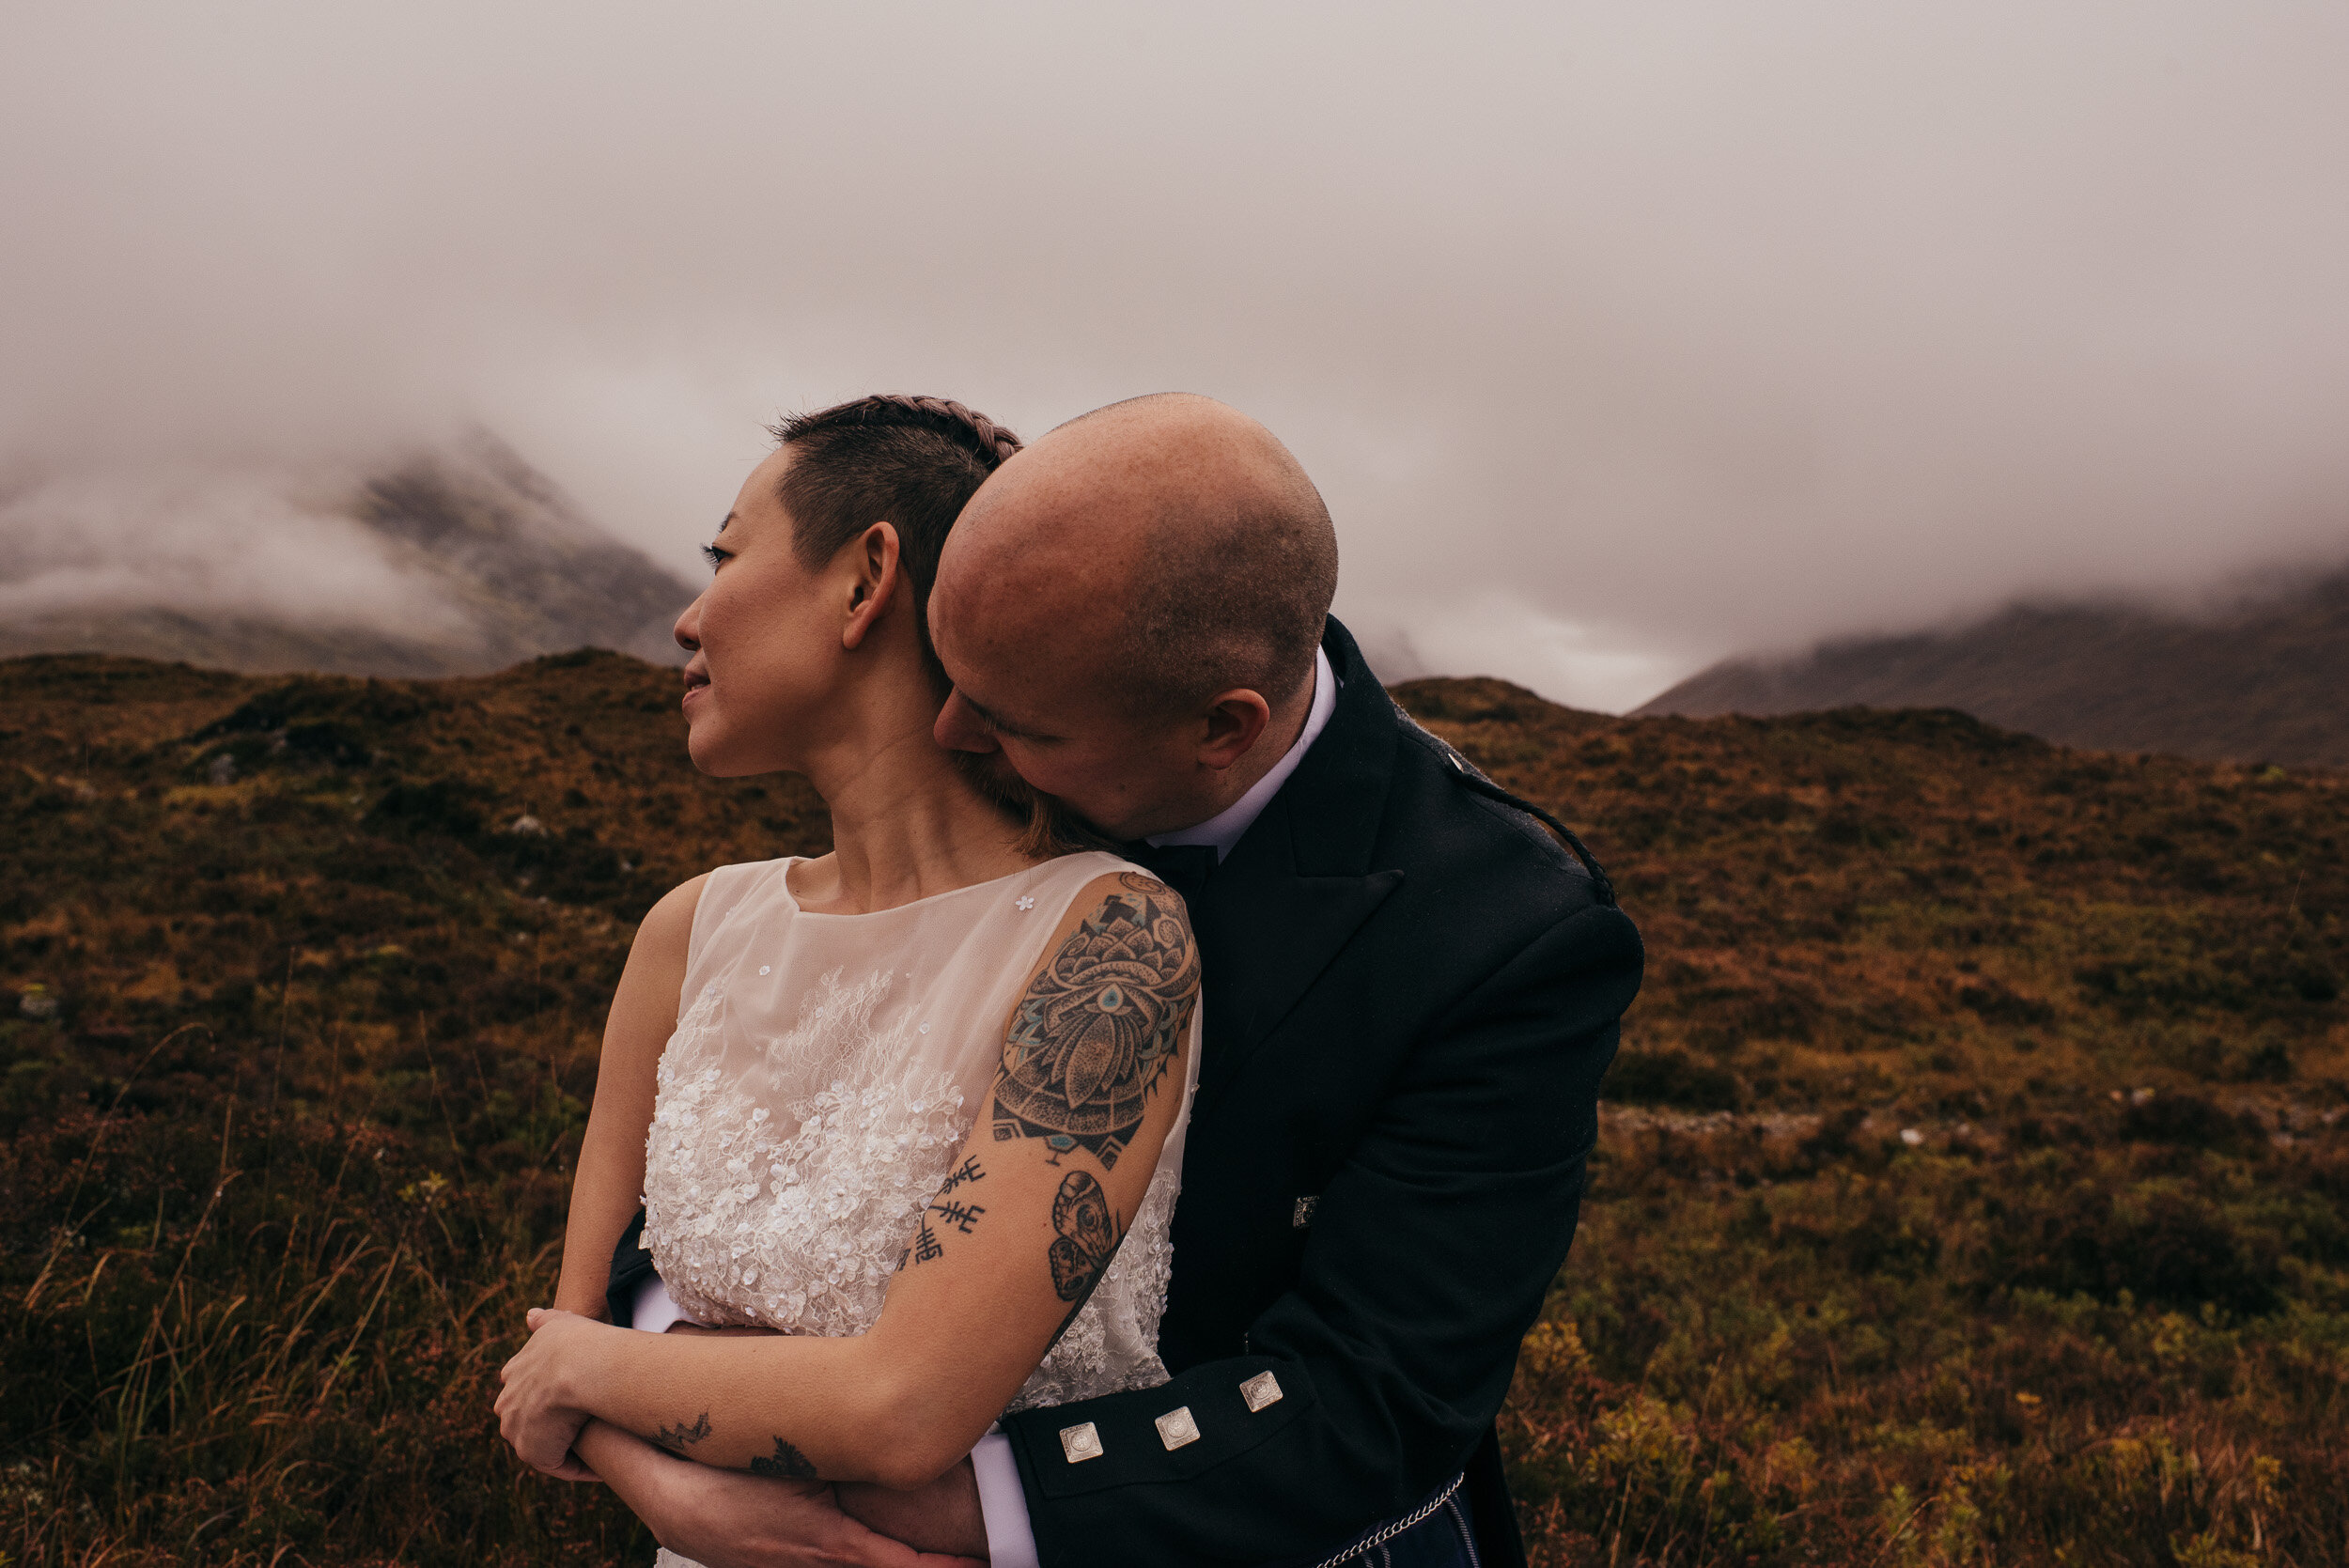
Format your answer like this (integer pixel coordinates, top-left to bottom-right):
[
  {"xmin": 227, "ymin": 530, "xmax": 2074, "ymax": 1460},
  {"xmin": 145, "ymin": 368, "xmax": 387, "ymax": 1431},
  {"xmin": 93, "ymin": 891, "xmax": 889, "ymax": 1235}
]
[{"xmin": 674, "ymin": 448, "xmax": 905, "ymax": 780}]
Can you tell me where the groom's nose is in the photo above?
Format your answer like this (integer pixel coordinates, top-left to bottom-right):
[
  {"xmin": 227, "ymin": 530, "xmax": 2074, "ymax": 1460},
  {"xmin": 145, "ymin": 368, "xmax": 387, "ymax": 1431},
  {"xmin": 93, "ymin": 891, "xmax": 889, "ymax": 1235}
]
[{"xmin": 934, "ymin": 689, "xmax": 999, "ymax": 754}]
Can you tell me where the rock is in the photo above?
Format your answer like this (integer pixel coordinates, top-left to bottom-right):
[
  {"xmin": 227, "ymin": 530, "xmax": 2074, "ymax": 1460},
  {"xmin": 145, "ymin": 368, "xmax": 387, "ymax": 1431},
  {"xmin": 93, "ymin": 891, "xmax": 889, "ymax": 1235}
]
[
  {"xmin": 506, "ymin": 813, "xmax": 545, "ymax": 836},
  {"xmin": 19, "ymin": 986, "xmax": 59, "ymax": 1020},
  {"xmin": 207, "ymin": 753, "xmax": 237, "ymax": 784}
]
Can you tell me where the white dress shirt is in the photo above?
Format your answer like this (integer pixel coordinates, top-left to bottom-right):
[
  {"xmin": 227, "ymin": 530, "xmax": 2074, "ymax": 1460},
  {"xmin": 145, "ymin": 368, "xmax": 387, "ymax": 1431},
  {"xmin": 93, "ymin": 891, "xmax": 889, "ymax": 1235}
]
[{"xmin": 640, "ymin": 645, "xmax": 1340, "ymax": 1566}]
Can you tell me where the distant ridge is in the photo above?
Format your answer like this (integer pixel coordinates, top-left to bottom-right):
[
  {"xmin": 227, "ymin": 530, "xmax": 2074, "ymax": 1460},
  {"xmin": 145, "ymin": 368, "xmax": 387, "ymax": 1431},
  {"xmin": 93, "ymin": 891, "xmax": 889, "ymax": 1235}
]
[
  {"xmin": 0, "ymin": 433, "xmax": 694, "ymax": 677},
  {"xmin": 1636, "ymin": 564, "xmax": 2349, "ymax": 768}
]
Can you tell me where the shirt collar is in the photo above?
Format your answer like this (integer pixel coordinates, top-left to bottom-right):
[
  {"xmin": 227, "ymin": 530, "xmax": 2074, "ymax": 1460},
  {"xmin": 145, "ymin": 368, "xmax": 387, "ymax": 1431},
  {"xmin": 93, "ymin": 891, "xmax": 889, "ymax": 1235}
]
[{"xmin": 1145, "ymin": 644, "xmax": 1338, "ymax": 862}]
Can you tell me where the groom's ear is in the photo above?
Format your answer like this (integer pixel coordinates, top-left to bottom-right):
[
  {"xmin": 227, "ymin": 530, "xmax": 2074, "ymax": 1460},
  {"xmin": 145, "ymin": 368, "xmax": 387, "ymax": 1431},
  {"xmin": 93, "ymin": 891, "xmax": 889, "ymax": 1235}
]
[
  {"xmin": 1194, "ymin": 689, "xmax": 1272, "ymax": 770},
  {"xmin": 839, "ymin": 521, "xmax": 905, "ymax": 650}
]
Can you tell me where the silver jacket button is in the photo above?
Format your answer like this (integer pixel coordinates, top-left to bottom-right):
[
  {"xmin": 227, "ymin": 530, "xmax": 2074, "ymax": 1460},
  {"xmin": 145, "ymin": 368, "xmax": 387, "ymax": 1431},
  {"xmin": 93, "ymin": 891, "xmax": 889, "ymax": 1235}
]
[
  {"xmin": 1059, "ymin": 1421, "xmax": 1103, "ymax": 1463},
  {"xmin": 1155, "ymin": 1406, "xmax": 1202, "ymax": 1451},
  {"xmin": 1239, "ymin": 1371, "xmax": 1283, "ymax": 1412}
]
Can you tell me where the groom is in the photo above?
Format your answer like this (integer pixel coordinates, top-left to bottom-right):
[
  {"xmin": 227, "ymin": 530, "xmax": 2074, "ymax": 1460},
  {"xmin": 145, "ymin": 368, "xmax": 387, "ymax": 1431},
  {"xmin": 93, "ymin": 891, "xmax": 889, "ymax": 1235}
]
[{"xmin": 609, "ymin": 395, "xmax": 1642, "ymax": 1567}]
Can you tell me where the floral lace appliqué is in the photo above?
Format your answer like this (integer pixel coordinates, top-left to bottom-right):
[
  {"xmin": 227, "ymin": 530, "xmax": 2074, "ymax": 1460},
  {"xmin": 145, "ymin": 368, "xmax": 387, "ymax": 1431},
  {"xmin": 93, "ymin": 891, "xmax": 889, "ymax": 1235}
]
[
  {"xmin": 645, "ymin": 971, "xmax": 965, "ymax": 1335},
  {"xmin": 642, "ymin": 968, "xmax": 1180, "ymax": 1411}
]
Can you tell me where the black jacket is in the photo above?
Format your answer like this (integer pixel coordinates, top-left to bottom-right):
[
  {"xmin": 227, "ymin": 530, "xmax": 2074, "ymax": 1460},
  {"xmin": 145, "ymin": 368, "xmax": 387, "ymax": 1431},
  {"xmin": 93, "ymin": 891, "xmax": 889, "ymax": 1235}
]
[
  {"xmin": 612, "ymin": 618, "xmax": 1642, "ymax": 1566},
  {"xmin": 997, "ymin": 618, "xmax": 1641, "ymax": 1566}
]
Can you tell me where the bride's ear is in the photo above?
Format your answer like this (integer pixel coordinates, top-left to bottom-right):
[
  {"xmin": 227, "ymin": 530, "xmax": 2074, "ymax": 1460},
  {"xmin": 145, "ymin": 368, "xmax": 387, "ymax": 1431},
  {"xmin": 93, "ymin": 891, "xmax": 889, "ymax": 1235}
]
[{"xmin": 841, "ymin": 521, "xmax": 904, "ymax": 651}]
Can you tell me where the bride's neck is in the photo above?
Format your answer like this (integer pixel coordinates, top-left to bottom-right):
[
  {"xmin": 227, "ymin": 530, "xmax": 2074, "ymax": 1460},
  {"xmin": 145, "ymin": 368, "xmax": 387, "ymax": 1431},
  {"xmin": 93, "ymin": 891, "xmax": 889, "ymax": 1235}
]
[{"xmin": 793, "ymin": 707, "xmax": 1031, "ymax": 915}]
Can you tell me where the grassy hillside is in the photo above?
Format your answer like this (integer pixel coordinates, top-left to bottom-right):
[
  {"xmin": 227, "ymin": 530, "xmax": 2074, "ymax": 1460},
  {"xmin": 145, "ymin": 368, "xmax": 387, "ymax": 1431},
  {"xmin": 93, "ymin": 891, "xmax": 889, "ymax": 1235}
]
[
  {"xmin": 1399, "ymin": 678, "xmax": 2346, "ymax": 1566},
  {"xmin": 3, "ymin": 655, "xmax": 2342, "ymax": 1566},
  {"xmin": 1636, "ymin": 564, "xmax": 2349, "ymax": 769}
]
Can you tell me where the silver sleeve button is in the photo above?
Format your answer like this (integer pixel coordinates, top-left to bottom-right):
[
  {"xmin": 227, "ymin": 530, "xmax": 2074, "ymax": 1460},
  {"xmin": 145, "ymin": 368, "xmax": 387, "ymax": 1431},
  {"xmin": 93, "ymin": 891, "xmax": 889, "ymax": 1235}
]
[
  {"xmin": 1239, "ymin": 1372, "xmax": 1283, "ymax": 1412},
  {"xmin": 1154, "ymin": 1406, "xmax": 1202, "ymax": 1450}
]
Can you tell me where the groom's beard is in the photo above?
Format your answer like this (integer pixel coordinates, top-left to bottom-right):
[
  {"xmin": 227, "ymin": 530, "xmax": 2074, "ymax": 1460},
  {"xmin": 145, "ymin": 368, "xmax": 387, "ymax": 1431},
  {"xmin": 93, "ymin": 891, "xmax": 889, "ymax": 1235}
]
[
  {"xmin": 948, "ymin": 747, "xmax": 1120, "ymax": 854},
  {"xmin": 947, "ymin": 745, "xmax": 1034, "ymax": 813}
]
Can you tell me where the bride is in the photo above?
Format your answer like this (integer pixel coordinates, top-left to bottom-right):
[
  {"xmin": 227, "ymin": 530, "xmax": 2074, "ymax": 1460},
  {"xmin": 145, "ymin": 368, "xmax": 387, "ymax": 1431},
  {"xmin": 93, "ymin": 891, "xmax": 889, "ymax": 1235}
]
[{"xmin": 494, "ymin": 396, "xmax": 1201, "ymax": 1564}]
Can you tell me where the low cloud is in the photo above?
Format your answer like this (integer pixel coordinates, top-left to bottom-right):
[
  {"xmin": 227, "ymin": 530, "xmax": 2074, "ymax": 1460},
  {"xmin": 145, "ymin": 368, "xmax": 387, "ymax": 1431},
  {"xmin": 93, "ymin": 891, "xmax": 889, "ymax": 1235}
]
[
  {"xmin": 6, "ymin": 1, "xmax": 2347, "ymax": 709},
  {"xmin": 0, "ymin": 468, "xmax": 475, "ymax": 637}
]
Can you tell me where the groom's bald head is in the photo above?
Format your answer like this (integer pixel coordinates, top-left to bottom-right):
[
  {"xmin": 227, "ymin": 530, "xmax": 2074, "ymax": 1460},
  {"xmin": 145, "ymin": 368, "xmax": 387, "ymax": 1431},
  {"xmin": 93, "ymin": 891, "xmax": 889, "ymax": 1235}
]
[
  {"xmin": 929, "ymin": 394, "xmax": 1341, "ymax": 839},
  {"xmin": 938, "ymin": 394, "xmax": 1336, "ymax": 717}
]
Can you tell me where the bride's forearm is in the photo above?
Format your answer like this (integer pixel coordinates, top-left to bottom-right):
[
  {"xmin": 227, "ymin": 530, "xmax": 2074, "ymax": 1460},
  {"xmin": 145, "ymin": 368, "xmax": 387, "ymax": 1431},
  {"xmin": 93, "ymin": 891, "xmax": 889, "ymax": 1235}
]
[{"xmin": 561, "ymin": 1318, "xmax": 952, "ymax": 1488}]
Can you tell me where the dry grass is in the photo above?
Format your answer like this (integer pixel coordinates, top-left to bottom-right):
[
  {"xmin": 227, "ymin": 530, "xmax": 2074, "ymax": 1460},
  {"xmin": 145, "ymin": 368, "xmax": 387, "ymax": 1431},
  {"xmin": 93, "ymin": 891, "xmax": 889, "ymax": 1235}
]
[
  {"xmin": 1398, "ymin": 678, "xmax": 2347, "ymax": 1566},
  {"xmin": 3, "ymin": 655, "xmax": 2343, "ymax": 1564}
]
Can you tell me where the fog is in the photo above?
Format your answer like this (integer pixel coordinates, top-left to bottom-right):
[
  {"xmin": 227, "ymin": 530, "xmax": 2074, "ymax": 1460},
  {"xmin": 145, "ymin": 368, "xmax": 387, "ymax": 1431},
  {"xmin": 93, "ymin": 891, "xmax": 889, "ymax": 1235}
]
[{"xmin": 6, "ymin": 1, "xmax": 2348, "ymax": 710}]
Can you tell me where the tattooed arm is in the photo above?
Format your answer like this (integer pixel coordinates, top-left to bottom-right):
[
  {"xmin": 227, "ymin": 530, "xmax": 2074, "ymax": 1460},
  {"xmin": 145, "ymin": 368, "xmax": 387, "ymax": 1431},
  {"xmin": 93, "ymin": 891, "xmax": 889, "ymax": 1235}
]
[
  {"xmin": 551, "ymin": 873, "xmax": 708, "ymax": 1319},
  {"xmin": 497, "ymin": 871, "xmax": 1199, "ymax": 1491}
]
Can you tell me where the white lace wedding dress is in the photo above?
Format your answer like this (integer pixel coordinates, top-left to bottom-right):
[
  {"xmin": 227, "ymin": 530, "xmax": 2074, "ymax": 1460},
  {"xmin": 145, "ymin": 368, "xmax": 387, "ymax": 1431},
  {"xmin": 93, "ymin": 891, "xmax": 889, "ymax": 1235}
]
[{"xmin": 638, "ymin": 851, "xmax": 1199, "ymax": 1566}]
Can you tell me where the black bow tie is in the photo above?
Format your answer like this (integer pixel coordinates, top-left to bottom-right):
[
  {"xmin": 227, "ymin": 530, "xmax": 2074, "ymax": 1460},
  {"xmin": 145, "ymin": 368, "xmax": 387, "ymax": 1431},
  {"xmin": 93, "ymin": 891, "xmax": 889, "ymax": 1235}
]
[{"xmin": 1129, "ymin": 841, "xmax": 1220, "ymax": 902}]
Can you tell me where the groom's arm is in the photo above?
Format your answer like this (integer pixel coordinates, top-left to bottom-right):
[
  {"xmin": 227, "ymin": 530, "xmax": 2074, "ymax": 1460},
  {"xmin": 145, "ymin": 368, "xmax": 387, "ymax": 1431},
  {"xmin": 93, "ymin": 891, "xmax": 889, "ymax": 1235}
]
[
  {"xmin": 573, "ymin": 1421, "xmax": 986, "ymax": 1568},
  {"xmin": 998, "ymin": 900, "xmax": 1643, "ymax": 1567},
  {"xmin": 597, "ymin": 1222, "xmax": 999, "ymax": 1560}
]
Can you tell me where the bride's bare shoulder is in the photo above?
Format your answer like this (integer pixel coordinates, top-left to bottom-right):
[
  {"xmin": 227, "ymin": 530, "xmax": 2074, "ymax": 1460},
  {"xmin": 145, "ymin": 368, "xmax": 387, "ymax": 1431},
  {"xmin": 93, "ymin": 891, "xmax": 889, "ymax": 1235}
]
[{"xmin": 627, "ymin": 872, "xmax": 713, "ymax": 965}]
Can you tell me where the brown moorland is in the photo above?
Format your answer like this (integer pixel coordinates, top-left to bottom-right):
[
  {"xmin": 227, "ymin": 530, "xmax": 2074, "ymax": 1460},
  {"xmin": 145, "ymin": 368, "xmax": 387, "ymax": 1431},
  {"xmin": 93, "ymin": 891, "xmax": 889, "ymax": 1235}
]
[{"xmin": 2, "ymin": 653, "xmax": 2342, "ymax": 1566}]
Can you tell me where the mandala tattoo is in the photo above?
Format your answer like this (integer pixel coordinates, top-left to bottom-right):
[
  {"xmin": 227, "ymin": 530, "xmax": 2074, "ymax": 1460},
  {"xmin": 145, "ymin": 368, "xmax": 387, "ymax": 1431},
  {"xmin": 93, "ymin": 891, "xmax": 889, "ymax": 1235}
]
[
  {"xmin": 655, "ymin": 1410, "xmax": 712, "ymax": 1454},
  {"xmin": 749, "ymin": 1436, "xmax": 818, "ymax": 1480},
  {"xmin": 991, "ymin": 875, "xmax": 1198, "ymax": 1171},
  {"xmin": 1047, "ymin": 1169, "xmax": 1124, "ymax": 1338}
]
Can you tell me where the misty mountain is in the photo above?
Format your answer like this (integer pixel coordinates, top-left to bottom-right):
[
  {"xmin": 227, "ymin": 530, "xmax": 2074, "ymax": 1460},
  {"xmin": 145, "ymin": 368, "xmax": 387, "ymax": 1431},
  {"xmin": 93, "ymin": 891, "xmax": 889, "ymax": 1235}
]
[
  {"xmin": 1636, "ymin": 564, "xmax": 2349, "ymax": 768},
  {"xmin": 0, "ymin": 434, "xmax": 694, "ymax": 677}
]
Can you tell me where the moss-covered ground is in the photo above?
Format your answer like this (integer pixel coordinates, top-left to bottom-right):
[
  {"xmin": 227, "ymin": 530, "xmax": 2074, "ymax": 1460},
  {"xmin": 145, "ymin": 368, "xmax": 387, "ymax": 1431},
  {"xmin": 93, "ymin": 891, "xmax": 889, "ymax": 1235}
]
[{"xmin": 3, "ymin": 655, "xmax": 2341, "ymax": 1565}]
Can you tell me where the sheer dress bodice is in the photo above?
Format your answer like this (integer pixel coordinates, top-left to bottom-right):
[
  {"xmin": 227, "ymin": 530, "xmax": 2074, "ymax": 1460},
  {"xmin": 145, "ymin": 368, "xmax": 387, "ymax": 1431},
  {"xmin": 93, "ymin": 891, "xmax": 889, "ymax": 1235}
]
[{"xmin": 640, "ymin": 851, "xmax": 1199, "ymax": 1415}]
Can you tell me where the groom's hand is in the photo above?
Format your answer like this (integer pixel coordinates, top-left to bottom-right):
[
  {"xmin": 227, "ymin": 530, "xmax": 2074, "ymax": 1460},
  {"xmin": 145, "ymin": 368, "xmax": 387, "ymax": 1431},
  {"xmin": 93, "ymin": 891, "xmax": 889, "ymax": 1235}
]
[
  {"xmin": 579, "ymin": 1422, "xmax": 986, "ymax": 1568},
  {"xmin": 837, "ymin": 1459, "xmax": 988, "ymax": 1559}
]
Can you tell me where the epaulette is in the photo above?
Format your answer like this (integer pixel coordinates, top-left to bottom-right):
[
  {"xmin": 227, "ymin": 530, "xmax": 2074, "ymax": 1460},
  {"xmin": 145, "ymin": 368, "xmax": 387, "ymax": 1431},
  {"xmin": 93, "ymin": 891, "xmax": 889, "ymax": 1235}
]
[{"xmin": 1397, "ymin": 706, "xmax": 1620, "ymax": 907}]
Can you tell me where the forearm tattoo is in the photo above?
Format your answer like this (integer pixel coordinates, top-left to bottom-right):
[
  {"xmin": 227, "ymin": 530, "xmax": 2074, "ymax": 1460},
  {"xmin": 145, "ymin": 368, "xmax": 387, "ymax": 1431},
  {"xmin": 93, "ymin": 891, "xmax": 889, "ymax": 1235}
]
[
  {"xmin": 991, "ymin": 875, "xmax": 1199, "ymax": 1171},
  {"xmin": 749, "ymin": 1437, "xmax": 818, "ymax": 1480},
  {"xmin": 655, "ymin": 1410, "xmax": 712, "ymax": 1455},
  {"xmin": 660, "ymin": 1413, "xmax": 817, "ymax": 1478}
]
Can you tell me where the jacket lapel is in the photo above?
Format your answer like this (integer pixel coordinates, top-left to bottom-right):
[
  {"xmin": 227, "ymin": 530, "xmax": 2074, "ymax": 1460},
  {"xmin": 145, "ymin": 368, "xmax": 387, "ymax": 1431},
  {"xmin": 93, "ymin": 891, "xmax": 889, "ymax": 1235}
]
[{"xmin": 1189, "ymin": 619, "xmax": 1404, "ymax": 1117}]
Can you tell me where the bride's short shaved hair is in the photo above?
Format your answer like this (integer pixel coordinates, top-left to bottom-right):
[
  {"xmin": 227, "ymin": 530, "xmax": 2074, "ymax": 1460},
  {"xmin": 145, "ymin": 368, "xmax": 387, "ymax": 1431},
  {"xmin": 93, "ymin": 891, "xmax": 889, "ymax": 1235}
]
[
  {"xmin": 770, "ymin": 395, "xmax": 1022, "ymax": 669},
  {"xmin": 777, "ymin": 395, "xmax": 1107, "ymax": 857}
]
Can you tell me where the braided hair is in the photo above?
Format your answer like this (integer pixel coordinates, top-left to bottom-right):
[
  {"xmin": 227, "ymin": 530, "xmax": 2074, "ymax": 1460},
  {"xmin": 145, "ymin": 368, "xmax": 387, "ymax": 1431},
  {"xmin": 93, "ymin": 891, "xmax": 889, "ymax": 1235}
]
[
  {"xmin": 772, "ymin": 393, "xmax": 1023, "ymax": 466},
  {"xmin": 766, "ymin": 396, "xmax": 1105, "ymax": 858},
  {"xmin": 766, "ymin": 393, "xmax": 1023, "ymax": 667}
]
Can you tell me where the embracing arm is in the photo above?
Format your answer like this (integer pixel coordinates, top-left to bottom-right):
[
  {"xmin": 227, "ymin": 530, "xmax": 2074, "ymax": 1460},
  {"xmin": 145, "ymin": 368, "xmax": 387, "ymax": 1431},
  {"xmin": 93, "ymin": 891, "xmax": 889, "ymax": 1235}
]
[
  {"xmin": 502, "ymin": 871, "xmax": 1200, "ymax": 1493},
  {"xmin": 552, "ymin": 874, "xmax": 708, "ymax": 1319},
  {"xmin": 571, "ymin": 1421, "xmax": 987, "ymax": 1568},
  {"xmin": 1000, "ymin": 901, "xmax": 1643, "ymax": 1567}
]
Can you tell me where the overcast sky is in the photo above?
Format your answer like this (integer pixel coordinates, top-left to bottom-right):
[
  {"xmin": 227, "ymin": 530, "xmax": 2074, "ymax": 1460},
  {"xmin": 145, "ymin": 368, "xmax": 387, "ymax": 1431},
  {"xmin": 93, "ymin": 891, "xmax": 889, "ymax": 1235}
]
[{"xmin": 6, "ymin": 1, "xmax": 2348, "ymax": 710}]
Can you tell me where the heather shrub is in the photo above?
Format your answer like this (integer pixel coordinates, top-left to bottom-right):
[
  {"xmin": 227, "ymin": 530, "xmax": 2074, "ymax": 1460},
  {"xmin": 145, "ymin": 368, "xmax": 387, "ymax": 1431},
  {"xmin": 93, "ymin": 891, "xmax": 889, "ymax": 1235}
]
[{"xmin": 3, "ymin": 658, "xmax": 2342, "ymax": 1564}]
